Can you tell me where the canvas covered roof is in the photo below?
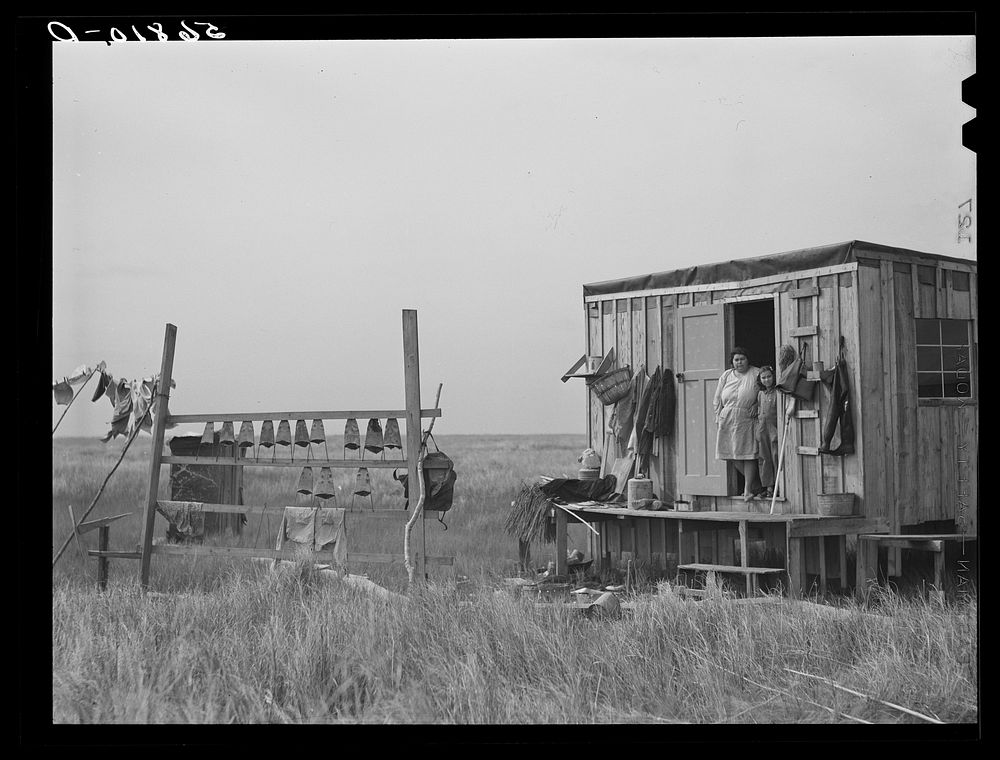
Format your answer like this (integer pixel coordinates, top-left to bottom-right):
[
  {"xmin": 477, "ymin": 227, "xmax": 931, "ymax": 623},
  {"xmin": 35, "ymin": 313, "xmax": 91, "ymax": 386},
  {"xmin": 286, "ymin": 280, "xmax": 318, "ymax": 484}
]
[{"xmin": 582, "ymin": 240, "xmax": 976, "ymax": 297}]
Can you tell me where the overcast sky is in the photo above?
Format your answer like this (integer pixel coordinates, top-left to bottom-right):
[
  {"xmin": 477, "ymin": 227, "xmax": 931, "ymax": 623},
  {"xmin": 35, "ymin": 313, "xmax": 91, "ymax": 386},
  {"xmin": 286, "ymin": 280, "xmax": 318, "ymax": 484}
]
[{"xmin": 51, "ymin": 35, "xmax": 976, "ymax": 439}]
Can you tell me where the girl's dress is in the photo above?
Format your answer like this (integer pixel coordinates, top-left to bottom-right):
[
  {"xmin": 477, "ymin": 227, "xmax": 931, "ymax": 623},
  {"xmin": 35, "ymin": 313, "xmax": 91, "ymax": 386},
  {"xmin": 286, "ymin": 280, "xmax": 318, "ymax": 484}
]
[{"xmin": 756, "ymin": 387, "xmax": 779, "ymax": 488}]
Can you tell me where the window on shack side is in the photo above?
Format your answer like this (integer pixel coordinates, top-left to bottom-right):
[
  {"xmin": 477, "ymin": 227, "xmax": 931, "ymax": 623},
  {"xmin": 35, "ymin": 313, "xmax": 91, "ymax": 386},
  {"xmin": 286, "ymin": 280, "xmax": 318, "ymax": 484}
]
[{"xmin": 915, "ymin": 318, "xmax": 974, "ymax": 400}]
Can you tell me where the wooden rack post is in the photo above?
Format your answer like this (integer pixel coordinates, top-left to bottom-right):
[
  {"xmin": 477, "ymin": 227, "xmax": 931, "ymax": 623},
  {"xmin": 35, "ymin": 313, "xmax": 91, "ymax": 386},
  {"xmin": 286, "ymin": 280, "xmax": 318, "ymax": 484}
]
[
  {"xmin": 402, "ymin": 309, "xmax": 425, "ymax": 581},
  {"xmin": 138, "ymin": 323, "xmax": 177, "ymax": 588}
]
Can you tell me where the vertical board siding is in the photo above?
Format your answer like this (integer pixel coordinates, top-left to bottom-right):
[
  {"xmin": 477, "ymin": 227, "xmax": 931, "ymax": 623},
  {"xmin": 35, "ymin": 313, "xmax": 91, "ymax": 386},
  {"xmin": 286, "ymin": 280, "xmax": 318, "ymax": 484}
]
[
  {"xmin": 858, "ymin": 264, "xmax": 888, "ymax": 523},
  {"xmin": 588, "ymin": 304, "xmax": 603, "ymax": 451},
  {"xmin": 817, "ymin": 274, "xmax": 843, "ymax": 495},
  {"xmin": 660, "ymin": 296, "xmax": 677, "ymax": 503},
  {"xmin": 916, "ymin": 406, "xmax": 942, "ymax": 524},
  {"xmin": 839, "ymin": 272, "xmax": 863, "ymax": 505},
  {"xmin": 779, "ymin": 289, "xmax": 804, "ymax": 513},
  {"xmin": 957, "ymin": 404, "xmax": 978, "ymax": 536},
  {"xmin": 879, "ymin": 262, "xmax": 900, "ymax": 564},
  {"xmin": 646, "ymin": 297, "xmax": 663, "ymax": 499},
  {"xmin": 632, "ymin": 298, "xmax": 647, "ymax": 373},
  {"xmin": 601, "ymin": 301, "xmax": 617, "ymax": 473},
  {"xmin": 616, "ymin": 300, "xmax": 632, "ymax": 371},
  {"xmin": 893, "ymin": 266, "xmax": 919, "ymax": 527},
  {"xmin": 947, "ymin": 271, "xmax": 973, "ymax": 319}
]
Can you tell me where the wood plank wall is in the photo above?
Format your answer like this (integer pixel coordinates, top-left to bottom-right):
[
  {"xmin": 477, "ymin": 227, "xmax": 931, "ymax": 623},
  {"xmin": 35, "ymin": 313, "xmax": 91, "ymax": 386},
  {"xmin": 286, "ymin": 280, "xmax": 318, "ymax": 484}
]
[
  {"xmin": 858, "ymin": 257, "xmax": 978, "ymax": 539},
  {"xmin": 585, "ymin": 293, "xmax": 681, "ymax": 570},
  {"xmin": 582, "ymin": 256, "xmax": 977, "ymax": 573}
]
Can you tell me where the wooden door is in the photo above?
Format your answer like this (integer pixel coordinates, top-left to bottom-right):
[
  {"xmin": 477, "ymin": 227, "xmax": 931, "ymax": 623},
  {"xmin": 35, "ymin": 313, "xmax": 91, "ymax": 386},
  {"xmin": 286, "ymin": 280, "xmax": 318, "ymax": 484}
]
[{"xmin": 676, "ymin": 303, "xmax": 728, "ymax": 495}]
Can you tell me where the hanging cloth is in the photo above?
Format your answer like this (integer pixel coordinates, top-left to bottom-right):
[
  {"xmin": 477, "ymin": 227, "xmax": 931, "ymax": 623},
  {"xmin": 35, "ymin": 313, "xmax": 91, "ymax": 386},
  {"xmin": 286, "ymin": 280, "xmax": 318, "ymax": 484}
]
[
  {"xmin": 819, "ymin": 336, "xmax": 856, "ymax": 456},
  {"xmin": 364, "ymin": 418, "xmax": 384, "ymax": 456},
  {"xmin": 296, "ymin": 466, "xmax": 314, "ymax": 495},
  {"xmin": 275, "ymin": 420, "xmax": 292, "ymax": 446},
  {"xmin": 344, "ymin": 418, "xmax": 361, "ymax": 454},
  {"xmin": 314, "ymin": 467, "xmax": 337, "ymax": 500},
  {"xmin": 238, "ymin": 421, "xmax": 256, "ymax": 449},
  {"xmin": 383, "ymin": 418, "xmax": 402, "ymax": 451},
  {"xmin": 258, "ymin": 420, "xmax": 276, "ymax": 448}
]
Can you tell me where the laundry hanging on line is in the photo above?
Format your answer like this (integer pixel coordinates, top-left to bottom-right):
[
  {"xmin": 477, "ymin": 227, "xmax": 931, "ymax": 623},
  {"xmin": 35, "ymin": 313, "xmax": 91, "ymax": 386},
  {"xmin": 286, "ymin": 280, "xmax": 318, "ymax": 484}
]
[{"xmin": 98, "ymin": 372, "xmax": 177, "ymax": 442}]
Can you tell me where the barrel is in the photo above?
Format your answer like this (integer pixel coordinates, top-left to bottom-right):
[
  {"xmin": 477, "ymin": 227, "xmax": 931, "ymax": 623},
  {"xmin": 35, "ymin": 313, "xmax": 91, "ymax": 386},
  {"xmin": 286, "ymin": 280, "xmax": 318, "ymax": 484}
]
[{"xmin": 627, "ymin": 477, "xmax": 653, "ymax": 509}]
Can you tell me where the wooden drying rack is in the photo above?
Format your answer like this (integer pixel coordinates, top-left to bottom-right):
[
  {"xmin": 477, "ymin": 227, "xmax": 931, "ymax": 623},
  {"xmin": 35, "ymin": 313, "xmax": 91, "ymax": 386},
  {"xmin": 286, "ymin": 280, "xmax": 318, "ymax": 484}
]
[{"xmin": 126, "ymin": 309, "xmax": 451, "ymax": 588}]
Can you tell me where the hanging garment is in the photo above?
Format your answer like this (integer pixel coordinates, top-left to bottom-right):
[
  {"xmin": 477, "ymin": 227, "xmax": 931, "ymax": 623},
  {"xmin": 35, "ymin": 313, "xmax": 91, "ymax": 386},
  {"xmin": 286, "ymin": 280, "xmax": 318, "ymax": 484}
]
[
  {"xmin": 91, "ymin": 368, "xmax": 111, "ymax": 403},
  {"xmin": 315, "ymin": 508, "xmax": 346, "ymax": 556},
  {"xmin": 354, "ymin": 467, "xmax": 372, "ymax": 496},
  {"xmin": 52, "ymin": 381, "xmax": 74, "ymax": 406},
  {"xmin": 344, "ymin": 418, "xmax": 361, "ymax": 452},
  {"xmin": 364, "ymin": 419, "xmax": 384, "ymax": 455},
  {"xmin": 238, "ymin": 421, "xmax": 256, "ymax": 449},
  {"xmin": 275, "ymin": 507, "xmax": 346, "ymax": 563},
  {"xmin": 200, "ymin": 422, "xmax": 215, "ymax": 445},
  {"xmin": 819, "ymin": 338, "xmax": 856, "ymax": 456},
  {"xmin": 314, "ymin": 467, "xmax": 337, "ymax": 500},
  {"xmin": 296, "ymin": 466, "xmax": 314, "ymax": 495},
  {"xmin": 293, "ymin": 419, "xmax": 310, "ymax": 447},
  {"xmin": 101, "ymin": 379, "xmax": 133, "ymax": 442},
  {"xmin": 158, "ymin": 501, "xmax": 205, "ymax": 540},
  {"xmin": 383, "ymin": 418, "xmax": 402, "ymax": 451},
  {"xmin": 218, "ymin": 421, "xmax": 236, "ymax": 446},
  {"xmin": 627, "ymin": 368, "xmax": 653, "ymax": 457},
  {"xmin": 651, "ymin": 368, "xmax": 676, "ymax": 436},
  {"xmin": 275, "ymin": 420, "xmax": 293, "ymax": 447},
  {"xmin": 276, "ymin": 507, "xmax": 316, "ymax": 550},
  {"xmin": 637, "ymin": 367, "xmax": 661, "ymax": 470},
  {"xmin": 309, "ymin": 419, "xmax": 326, "ymax": 444},
  {"xmin": 53, "ymin": 364, "xmax": 95, "ymax": 404},
  {"xmin": 98, "ymin": 373, "xmax": 175, "ymax": 441},
  {"xmin": 258, "ymin": 420, "xmax": 276, "ymax": 448}
]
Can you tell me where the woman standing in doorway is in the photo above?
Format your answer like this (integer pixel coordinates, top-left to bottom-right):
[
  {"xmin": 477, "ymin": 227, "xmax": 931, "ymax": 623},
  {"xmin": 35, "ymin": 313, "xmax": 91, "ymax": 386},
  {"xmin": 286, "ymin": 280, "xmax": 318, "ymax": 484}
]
[{"xmin": 713, "ymin": 347, "xmax": 761, "ymax": 501}]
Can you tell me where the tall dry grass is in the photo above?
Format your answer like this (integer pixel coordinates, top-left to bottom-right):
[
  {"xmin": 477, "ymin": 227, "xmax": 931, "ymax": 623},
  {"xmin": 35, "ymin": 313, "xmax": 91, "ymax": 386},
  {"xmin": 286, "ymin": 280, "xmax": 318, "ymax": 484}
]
[{"xmin": 52, "ymin": 434, "xmax": 978, "ymax": 724}]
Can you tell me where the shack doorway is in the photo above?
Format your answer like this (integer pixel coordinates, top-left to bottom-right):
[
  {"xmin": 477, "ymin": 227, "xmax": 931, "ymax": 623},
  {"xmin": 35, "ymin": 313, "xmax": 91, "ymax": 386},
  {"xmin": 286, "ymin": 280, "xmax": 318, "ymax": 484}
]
[{"xmin": 726, "ymin": 297, "xmax": 778, "ymax": 498}]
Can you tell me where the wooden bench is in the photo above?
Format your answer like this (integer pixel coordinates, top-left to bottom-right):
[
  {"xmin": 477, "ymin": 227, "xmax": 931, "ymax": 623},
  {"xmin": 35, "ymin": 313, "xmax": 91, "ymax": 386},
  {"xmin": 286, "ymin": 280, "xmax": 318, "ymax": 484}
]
[
  {"xmin": 857, "ymin": 533, "xmax": 976, "ymax": 602},
  {"xmin": 677, "ymin": 562, "xmax": 786, "ymax": 596}
]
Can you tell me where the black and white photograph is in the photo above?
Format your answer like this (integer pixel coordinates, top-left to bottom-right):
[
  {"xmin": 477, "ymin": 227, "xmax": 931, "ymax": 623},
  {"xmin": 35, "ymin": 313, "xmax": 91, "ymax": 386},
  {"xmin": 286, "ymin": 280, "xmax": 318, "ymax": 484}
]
[{"xmin": 31, "ymin": 13, "xmax": 977, "ymax": 730}]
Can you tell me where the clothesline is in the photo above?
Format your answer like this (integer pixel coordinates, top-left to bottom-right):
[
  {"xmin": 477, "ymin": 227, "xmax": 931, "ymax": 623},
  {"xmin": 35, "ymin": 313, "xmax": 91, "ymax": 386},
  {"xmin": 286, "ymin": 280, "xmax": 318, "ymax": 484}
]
[{"xmin": 52, "ymin": 360, "xmax": 176, "ymax": 441}]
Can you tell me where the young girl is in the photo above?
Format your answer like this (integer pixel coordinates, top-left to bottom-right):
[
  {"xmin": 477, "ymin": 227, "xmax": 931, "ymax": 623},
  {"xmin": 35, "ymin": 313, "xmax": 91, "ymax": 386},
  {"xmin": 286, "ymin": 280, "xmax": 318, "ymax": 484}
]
[{"xmin": 755, "ymin": 366, "xmax": 780, "ymax": 499}]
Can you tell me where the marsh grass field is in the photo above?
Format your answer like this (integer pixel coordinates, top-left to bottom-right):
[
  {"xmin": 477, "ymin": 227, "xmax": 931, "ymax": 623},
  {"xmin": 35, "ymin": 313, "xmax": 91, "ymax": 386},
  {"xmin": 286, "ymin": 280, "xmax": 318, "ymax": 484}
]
[{"xmin": 51, "ymin": 434, "xmax": 978, "ymax": 725}]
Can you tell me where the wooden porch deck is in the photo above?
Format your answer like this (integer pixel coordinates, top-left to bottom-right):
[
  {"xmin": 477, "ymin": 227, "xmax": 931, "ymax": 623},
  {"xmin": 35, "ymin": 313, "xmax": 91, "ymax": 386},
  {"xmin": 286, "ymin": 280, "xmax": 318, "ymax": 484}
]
[{"xmin": 551, "ymin": 504, "xmax": 890, "ymax": 598}]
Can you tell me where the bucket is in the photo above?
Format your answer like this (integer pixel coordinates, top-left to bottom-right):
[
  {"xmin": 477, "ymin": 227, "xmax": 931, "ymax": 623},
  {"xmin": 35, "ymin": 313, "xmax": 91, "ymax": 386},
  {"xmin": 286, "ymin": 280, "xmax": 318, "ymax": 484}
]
[
  {"xmin": 627, "ymin": 477, "xmax": 653, "ymax": 509},
  {"xmin": 817, "ymin": 492, "xmax": 855, "ymax": 516},
  {"xmin": 579, "ymin": 467, "xmax": 600, "ymax": 480}
]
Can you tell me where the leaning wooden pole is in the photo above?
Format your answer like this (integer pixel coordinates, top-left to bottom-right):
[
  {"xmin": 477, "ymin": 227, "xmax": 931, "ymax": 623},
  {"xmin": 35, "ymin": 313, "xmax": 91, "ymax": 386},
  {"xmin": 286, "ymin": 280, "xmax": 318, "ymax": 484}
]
[
  {"xmin": 401, "ymin": 310, "xmax": 425, "ymax": 582},
  {"xmin": 138, "ymin": 323, "xmax": 178, "ymax": 589}
]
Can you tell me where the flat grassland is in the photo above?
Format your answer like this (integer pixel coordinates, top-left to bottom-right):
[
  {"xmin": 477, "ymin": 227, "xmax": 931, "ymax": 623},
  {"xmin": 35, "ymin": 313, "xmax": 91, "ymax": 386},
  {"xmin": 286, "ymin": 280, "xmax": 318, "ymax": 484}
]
[{"xmin": 52, "ymin": 434, "xmax": 978, "ymax": 724}]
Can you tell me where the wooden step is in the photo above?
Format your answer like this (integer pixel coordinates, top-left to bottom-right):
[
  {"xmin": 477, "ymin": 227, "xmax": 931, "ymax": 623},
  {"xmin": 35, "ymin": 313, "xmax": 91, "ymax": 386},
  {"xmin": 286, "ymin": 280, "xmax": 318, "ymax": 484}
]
[{"xmin": 678, "ymin": 563, "xmax": 785, "ymax": 575}]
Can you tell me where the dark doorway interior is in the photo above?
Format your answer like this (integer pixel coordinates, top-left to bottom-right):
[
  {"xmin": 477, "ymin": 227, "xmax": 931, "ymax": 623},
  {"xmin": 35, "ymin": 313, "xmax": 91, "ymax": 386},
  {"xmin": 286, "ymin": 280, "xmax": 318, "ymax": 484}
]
[
  {"xmin": 733, "ymin": 299, "xmax": 776, "ymax": 371},
  {"xmin": 728, "ymin": 299, "xmax": 777, "ymax": 497}
]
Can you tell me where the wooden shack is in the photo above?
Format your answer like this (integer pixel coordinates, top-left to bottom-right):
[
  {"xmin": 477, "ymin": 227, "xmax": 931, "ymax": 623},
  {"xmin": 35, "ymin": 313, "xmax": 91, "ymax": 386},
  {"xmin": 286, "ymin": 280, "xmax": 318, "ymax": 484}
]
[{"xmin": 563, "ymin": 240, "xmax": 977, "ymax": 592}]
